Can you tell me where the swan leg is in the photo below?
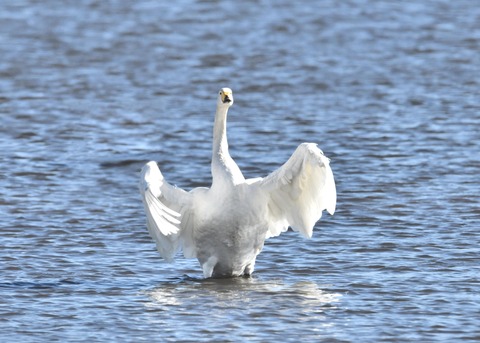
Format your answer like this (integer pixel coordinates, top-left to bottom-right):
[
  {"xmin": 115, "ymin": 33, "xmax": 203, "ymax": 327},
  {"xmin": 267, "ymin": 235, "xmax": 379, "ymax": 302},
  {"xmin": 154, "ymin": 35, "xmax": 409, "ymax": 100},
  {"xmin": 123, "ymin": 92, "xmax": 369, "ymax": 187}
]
[
  {"xmin": 244, "ymin": 259, "xmax": 256, "ymax": 277},
  {"xmin": 201, "ymin": 256, "xmax": 218, "ymax": 278}
]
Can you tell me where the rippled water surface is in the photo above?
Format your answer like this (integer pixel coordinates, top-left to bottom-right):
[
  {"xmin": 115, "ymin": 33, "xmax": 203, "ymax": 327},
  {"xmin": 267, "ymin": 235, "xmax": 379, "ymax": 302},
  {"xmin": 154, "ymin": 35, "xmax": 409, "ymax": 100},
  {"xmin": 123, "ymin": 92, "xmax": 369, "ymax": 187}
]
[{"xmin": 1, "ymin": 0, "xmax": 479, "ymax": 342}]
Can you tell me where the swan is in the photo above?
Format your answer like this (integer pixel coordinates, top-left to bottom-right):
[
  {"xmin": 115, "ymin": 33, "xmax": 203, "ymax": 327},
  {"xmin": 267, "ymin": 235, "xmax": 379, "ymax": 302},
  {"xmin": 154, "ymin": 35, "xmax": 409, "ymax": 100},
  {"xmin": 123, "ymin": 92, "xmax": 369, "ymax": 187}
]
[{"xmin": 139, "ymin": 88, "xmax": 336, "ymax": 278}]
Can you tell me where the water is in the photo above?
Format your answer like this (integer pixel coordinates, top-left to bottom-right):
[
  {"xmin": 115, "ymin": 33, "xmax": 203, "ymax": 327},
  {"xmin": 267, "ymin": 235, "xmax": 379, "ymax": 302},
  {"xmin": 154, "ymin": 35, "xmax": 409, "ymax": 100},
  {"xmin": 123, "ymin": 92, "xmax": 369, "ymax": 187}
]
[{"xmin": 1, "ymin": 0, "xmax": 479, "ymax": 341}]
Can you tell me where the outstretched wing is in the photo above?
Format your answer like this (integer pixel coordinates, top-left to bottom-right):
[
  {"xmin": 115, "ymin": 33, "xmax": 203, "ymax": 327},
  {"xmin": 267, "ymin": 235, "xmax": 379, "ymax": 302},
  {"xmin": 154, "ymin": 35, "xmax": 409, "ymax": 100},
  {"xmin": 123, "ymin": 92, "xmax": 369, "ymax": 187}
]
[
  {"xmin": 139, "ymin": 161, "xmax": 196, "ymax": 261},
  {"xmin": 259, "ymin": 143, "xmax": 336, "ymax": 239}
]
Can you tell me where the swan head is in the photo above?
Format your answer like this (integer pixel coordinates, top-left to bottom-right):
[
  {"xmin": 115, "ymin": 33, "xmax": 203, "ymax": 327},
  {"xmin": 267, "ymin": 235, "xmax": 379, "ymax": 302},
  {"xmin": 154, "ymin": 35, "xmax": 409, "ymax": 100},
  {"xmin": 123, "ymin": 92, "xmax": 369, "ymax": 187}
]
[{"xmin": 217, "ymin": 88, "xmax": 234, "ymax": 107}]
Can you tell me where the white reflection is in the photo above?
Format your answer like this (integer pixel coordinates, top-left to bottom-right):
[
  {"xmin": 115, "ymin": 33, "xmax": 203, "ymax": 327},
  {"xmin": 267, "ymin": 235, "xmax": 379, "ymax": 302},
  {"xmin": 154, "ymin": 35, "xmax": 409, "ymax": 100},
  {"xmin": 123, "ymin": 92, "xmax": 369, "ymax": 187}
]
[{"xmin": 143, "ymin": 277, "xmax": 342, "ymax": 314}]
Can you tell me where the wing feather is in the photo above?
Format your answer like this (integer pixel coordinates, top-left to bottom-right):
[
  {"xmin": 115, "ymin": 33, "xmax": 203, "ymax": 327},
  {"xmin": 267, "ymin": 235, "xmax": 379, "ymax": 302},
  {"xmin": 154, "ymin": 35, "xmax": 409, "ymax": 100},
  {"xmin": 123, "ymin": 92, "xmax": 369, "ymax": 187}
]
[
  {"xmin": 260, "ymin": 143, "xmax": 336, "ymax": 239},
  {"xmin": 139, "ymin": 161, "xmax": 196, "ymax": 261}
]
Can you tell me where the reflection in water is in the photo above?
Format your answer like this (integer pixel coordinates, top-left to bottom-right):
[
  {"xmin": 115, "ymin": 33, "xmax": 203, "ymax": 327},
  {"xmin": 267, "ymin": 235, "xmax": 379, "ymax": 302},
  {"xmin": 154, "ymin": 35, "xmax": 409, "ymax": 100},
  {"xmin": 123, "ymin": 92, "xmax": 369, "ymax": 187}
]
[{"xmin": 143, "ymin": 277, "xmax": 341, "ymax": 333}]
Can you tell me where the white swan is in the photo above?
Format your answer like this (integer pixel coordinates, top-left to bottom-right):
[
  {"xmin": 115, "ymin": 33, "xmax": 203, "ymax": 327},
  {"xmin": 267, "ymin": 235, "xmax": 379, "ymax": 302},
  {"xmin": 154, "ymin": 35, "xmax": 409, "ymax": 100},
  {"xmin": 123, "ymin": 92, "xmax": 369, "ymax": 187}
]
[{"xmin": 140, "ymin": 88, "xmax": 336, "ymax": 278}]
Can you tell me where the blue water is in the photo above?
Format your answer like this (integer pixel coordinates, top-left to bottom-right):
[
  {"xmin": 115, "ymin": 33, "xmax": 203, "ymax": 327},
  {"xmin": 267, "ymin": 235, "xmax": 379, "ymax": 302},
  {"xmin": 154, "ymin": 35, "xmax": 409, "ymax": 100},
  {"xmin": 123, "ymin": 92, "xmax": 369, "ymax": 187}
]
[{"xmin": 1, "ymin": 0, "xmax": 479, "ymax": 342}]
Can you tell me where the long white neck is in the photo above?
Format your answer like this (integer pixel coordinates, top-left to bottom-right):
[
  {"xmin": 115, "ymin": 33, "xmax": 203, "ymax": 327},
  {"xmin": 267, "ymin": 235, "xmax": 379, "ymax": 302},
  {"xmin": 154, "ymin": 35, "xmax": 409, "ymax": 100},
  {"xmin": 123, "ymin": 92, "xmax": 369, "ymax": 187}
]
[
  {"xmin": 211, "ymin": 104, "xmax": 244, "ymax": 188},
  {"xmin": 212, "ymin": 104, "xmax": 229, "ymax": 157}
]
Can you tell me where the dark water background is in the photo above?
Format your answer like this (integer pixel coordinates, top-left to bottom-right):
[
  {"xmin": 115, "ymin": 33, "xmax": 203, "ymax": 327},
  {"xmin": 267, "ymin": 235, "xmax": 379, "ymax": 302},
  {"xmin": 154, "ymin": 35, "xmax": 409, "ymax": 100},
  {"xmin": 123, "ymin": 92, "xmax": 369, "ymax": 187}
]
[{"xmin": 1, "ymin": 0, "xmax": 479, "ymax": 342}]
